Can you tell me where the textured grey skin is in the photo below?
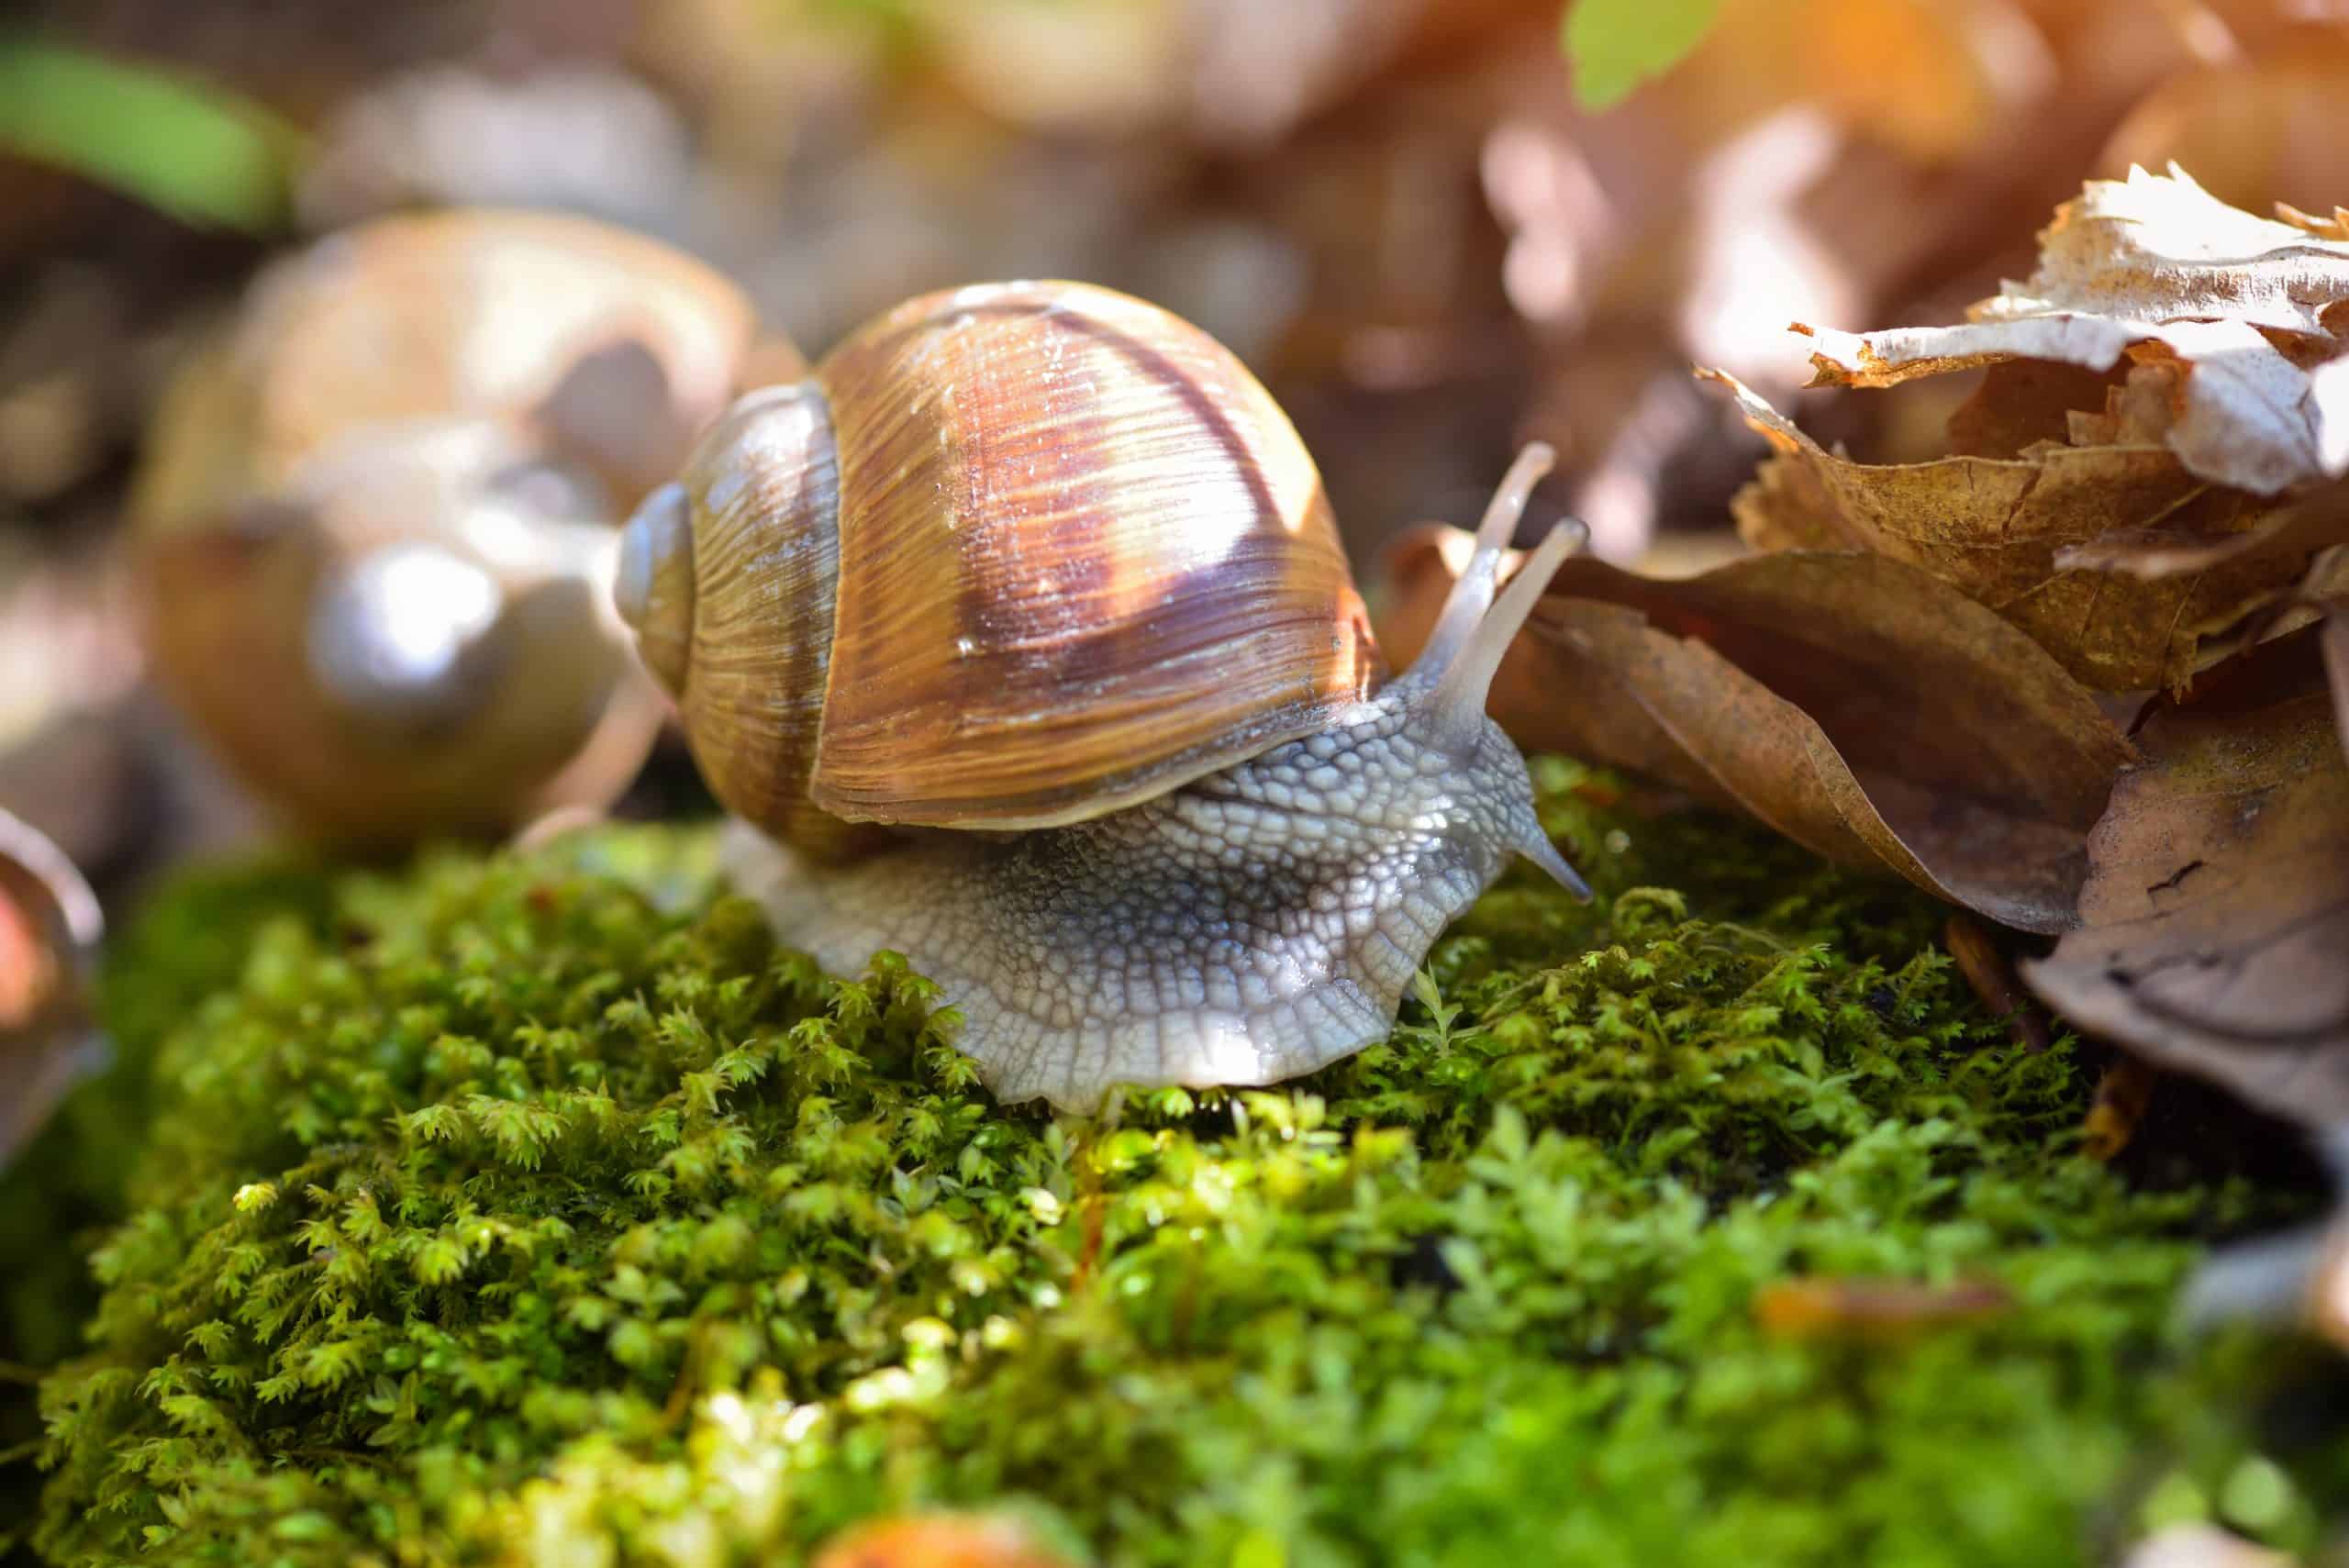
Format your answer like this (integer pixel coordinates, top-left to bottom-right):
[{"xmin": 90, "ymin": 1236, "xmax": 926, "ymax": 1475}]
[
  {"xmin": 728, "ymin": 666, "xmax": 1565, "ymax": 1110},
  {"xmin": 689, "ymin": 440, "xmax": 1583, "ymax": 1109}
]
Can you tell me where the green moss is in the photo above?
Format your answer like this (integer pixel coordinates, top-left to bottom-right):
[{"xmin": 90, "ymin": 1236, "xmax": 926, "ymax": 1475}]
[
  {"xmin": 2, "ymin": 858, "xmax": 340, "ymax": 1562},
  {"xmin": 19, "ymin": 769, "xmax": 2341, "ymax": 1565},
  {"xmin": 3, "ymin": 856, "xmax": 338, "ymax": 1368}
]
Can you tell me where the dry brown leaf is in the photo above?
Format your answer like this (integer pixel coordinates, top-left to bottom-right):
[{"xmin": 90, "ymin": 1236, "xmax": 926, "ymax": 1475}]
[
  {"xmin": 1375, "ymin": 533, "xmax": 2131, "ymax": 932},
  {"xmin": 2282, "ymin": 204, "xmax": 2349, "ymax": 246},
  {"xmin": 1709, "ymin": 368, "xmax": 2296, "ymax": 689},
  {"xmin": 1535, "ymin": 598, "xmax": 2096, "ymax": 930},
  {"xmin": 2054, "ymin": 474, "xmax": 2349, "ymax": 580},
  {"xmin": 1945, "ymin": 359, "xmax": 2126, "ymax": 460},
  {"xmin": 2063, "ymin": 358, "xmax": 2183, "ymax": 450},
  {"xmin": 2023, "ymin": 629, "xmax": 2349, "ymax": 1127},
  {"xmin": 1797, "ymin": 165, "xmax": 2349, "ymax": 495},
  {"xmin": 2081, "ymin": 1057, "xmax": 2157, "ymax": 1162},
  {"xmin": 2327, "ymin": 597, "xmax": 2349, "ymax": 762},
  {"xmin": 2099, "ymin": 32, "xmax": 2349, "ymax": 228}
]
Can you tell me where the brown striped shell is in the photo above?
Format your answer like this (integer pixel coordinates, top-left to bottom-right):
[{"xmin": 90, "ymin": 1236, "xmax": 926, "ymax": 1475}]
[
  {"xmin": 136, "ymin": 210, "xmax": 796, "ymax": 842},
  {"xmin": 616, "ymin": 279, "xmax": 1383, "ymax": 848}
]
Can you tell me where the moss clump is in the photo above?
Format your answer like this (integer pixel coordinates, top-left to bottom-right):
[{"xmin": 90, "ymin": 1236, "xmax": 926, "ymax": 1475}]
[
  {"xmin": 6, "ymin": 860, "xmax": 339, "ymax": 1361},
  {"xmin": 2, "ymin": 859, "xmax": 339, "ymax": 1562},
  {"xmin": 23, "ymin": 771, "xmax": 2340, "ymax": 1565}
]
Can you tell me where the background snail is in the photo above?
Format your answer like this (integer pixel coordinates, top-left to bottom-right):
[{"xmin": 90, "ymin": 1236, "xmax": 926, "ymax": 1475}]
[
  {"xmin": 134, "ymin": 209, "xmax": 802, "ymax": 842},
  {"xmin": 618, "ymin": 281, "xmax": 1586, "ymax": 1110},
  {"xmin": 0, "ymin": 807, "xmax": 103, "ymax": 1169}
]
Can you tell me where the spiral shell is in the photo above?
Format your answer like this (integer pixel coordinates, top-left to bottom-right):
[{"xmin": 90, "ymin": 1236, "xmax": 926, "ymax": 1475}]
[
  {"xmin": 617, "ymin": 383, "xmax": 873, "ymax": 860},
  {"xmin": 137, "ymin": 208, "xmax": 795, "ymax": 531},
  {"xmin": 619, "ymin": 279, "xmax": 1382, "ymax": 847},
  {"xmin": 137, "ymin": 210, "xmax": 790, "ymax": 841}
]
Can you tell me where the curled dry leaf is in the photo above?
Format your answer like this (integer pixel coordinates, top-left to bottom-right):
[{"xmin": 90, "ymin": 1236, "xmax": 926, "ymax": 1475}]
[
  {"xmin": 2053, "ymin": 473, "xmax": 2349, "ymax": 582},
  {"xmin": 1710, "ymin": 367, "xmax": 2301, "ymax": 690},
  {"xmin": 0, "ymin": 806, "xmax": 104, "ymax": 1169},
  {"xmin": 2326, "ymin": 595, "xmax": 2349, "ymax": 755},
  {"xmin": 1375, "ymin": 528, "xmax": 2130, "ymax": 932},
  {"xmin": 1798, "ymin": 165, "xmax": 2349, "ymax": 495},
  {"xmin": 2022, "ymin": 629, "xmax": 2349, "ymax": 1128}
]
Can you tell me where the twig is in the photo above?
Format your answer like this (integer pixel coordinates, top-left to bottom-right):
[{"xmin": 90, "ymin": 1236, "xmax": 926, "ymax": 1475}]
[{"xmin": 1943, "ymin": 915, "xmax": 2054, "ymax": 1053}]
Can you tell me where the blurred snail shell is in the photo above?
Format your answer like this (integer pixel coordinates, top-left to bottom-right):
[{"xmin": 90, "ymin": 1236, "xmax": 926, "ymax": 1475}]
[
  {"xmin": 0, "ymin": 807, "xmax": 103, "ymax": 1169},
  {"xmin": 136, "ymin": 209, "xmax": 798, "ymax": 842},
  {"xmin": 618, "ymin": 281, "xmax": 1588, "ymax": 1109}
]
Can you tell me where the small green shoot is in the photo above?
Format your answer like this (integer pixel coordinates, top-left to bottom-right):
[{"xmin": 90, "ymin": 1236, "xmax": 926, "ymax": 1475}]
[
  {"xmin": 0, "ymin": 37, "xmax": 302, "ymax": 230},
  {"xmin": 1560, "ymin": 0, "xmax": 1724, "ymax": 110}
]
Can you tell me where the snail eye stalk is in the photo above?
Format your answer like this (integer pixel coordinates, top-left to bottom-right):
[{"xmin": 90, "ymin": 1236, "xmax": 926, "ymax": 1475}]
[{"xmin": 1409, "ymin": 442, "xmax": 1588, "ymax": 752}]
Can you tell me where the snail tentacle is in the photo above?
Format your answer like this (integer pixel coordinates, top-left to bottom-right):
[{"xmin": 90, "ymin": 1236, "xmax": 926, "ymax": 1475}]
[{"xmin": 1410, "ymin": 440, "xmax": 1557, "ymax": 675}]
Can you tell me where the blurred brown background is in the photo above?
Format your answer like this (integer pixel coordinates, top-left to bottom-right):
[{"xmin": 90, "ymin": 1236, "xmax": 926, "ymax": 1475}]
[{"xmin": 4, "ymin": 0, "xmax": 2346, "ymax": 895}]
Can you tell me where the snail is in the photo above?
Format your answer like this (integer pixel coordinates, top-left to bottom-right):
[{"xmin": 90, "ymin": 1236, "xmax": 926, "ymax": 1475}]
[
  {"xmin": 135, "ymin": 209, "xmax": 800, "ymax": 842},
  {"xmin": 616, "ymin": 281, "xmax": 1587, "ymax": 1110},
  {"xmin": 0, "ymin": 807, "xmax": 103, "ymax": 1169}
]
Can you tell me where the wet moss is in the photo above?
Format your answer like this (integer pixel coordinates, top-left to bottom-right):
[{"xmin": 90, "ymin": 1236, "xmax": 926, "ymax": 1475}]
[{"xmin": 17, "ymin": 768, "xmax": 2340, "ymax": 1565}]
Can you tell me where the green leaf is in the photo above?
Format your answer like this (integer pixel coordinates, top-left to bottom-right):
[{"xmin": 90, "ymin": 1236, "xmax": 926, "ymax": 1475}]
[
  {"xmin": 1230, "ymin": 1528, "xmax": 1288, "ymax": 1568},
  {"xmin": 1560, "ymin": 0, "xmax": 1722, "ymax": 110},
  {"xmin": 0, "ymin": 37, "xmax": 300, "ymax": 231}
]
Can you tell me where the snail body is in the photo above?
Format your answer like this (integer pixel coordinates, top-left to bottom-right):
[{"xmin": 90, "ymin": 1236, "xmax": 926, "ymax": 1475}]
[
  {"xmin": 137, "ymin": 209, "xmax": 793, "ymax": 842},
  {"xmin": 619, "ymin": 281, "xmax": 1586, "ymax": 1108}
]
